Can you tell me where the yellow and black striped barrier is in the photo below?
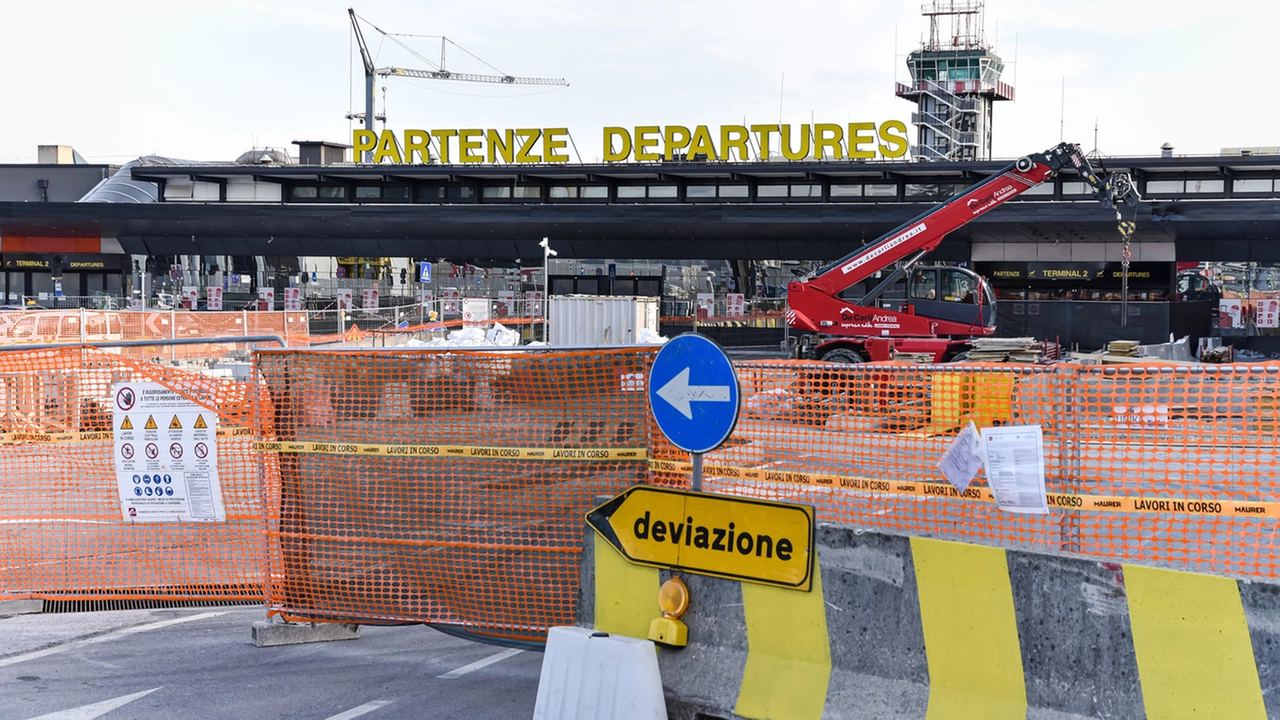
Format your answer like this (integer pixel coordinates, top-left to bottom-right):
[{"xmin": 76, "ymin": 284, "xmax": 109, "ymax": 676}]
[{"xmin": 582, "ymin": 525, "xmax": 1275, "ymax": 718}]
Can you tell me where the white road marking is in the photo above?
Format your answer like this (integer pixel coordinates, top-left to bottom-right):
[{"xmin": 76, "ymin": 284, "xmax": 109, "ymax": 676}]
[
  {"xmin": 24, "ymin": 687, "xmax": 162, "ymax": 720},
  {"xmin": 323, "ymin": 700, "xmax": 395, "ymax": 720},
  {"xmin": 0, "ymin": 612, "xmax": 226, "ymax": 668},
  {"xmin": 437, "ymin": 648, "xmax": 523, "ymax": 679}
]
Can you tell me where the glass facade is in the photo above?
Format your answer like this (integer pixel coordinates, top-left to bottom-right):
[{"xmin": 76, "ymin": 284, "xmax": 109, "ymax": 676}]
[{"xmin": 1188, "ymin": 262, "xmax": 1280, "ymax": 337}]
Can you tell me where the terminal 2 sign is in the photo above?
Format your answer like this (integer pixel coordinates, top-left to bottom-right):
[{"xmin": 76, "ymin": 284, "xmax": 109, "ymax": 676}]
[{"xmin": 352, "ymin": 121, "xmax": 909, "ymax": 165}]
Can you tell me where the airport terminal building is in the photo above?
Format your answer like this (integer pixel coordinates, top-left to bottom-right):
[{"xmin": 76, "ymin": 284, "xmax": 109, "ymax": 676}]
[
  {"xmin": 5, "ymin": 0, "xmax": 1280, "ymax": 352},
  {"xmin": 3, "ymin": 134, "xmax": 1280, "ymax": 349}
]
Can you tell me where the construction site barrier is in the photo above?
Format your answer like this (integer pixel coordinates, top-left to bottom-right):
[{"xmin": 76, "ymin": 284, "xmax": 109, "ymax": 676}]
[
  {"xmin": 305, "ymin": 316, "xmax": 545, "ymax": 347},
  {"xmin": 7, "ymin": 343, "xmax": 1280, "ymax": 643},
  {"xmin": 0, "ymin": 310, "xmax": 309, "ymax": 363},
  {"xmin": 0, "ymin": 345, "xmax": 267, "ymax": 604},
  {"xmin": 582, "ymin": 524, "xmax": 1280, "ymax": 719},
  {"xmin": 251, "ymin": 347, "xmax": 653, "ymax": 642},
  {"xmin": 652, "ymin": 360, "xmax": 1280, "ymax": 579}
]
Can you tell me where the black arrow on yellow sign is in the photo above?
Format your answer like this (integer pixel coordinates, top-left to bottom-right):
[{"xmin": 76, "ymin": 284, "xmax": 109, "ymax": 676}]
[{"xmin": 586, "ymin": 485, "xmax": 815, "ymax": 591}]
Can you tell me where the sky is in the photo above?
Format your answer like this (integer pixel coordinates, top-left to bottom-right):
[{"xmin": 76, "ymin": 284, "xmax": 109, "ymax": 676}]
[{"xmin": 1, "ymin": 0, "xmax": 1275, "ymax": 164}]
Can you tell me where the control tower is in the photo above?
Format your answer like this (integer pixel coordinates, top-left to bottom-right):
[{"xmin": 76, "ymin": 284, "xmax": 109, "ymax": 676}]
[{"xmin": 895, "ymin": 0, "xmax": 1013, "ymax": 161}]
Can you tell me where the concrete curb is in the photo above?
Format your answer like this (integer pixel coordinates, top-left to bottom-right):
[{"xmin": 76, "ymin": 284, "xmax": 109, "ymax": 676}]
[{"xmin": 0, "ymin": 599, "xmax": 42, "ymax": 618}]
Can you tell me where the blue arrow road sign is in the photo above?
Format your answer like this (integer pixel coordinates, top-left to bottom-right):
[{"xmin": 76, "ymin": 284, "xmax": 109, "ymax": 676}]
[{"xmin": 649, "ymin": 333, "xmax": 740, "ymax": 454}]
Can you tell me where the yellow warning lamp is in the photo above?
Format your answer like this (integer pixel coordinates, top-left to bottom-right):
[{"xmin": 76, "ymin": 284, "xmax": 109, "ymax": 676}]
[{"xmin": 647, "ymin": 577, "xmax": 690, "ymax": 647}]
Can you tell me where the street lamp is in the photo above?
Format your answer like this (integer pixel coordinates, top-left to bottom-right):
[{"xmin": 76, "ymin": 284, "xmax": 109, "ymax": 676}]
[{"xmin": 540, "ymin": 237, "xmax": 557, "ymax": 343}]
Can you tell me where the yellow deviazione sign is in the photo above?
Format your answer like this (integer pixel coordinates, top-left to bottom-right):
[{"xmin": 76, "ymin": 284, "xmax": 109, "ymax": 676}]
[{"xmin": 586, "ymin": 485, "xmax": 815, "ymax": 591}]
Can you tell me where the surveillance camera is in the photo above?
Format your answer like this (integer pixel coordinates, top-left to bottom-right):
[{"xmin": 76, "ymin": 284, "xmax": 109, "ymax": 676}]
[
  {"xmin": 539, "ymin": 237, "xmax": 550, "ymax": 248},
  {"xmin": 547, "ymin": 249, "xmax": 559, "ymax": 257}
]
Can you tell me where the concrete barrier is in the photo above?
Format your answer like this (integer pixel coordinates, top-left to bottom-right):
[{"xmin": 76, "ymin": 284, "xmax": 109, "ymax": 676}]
[
  {"xmin": 0, "ymin": 599, "xmax": 42, "ymax": 617},
  {"xmin": 251, "ymin": 620, "xmax": 360, "ymax": 647},
  {"xmin": 579, "ymin": 523, "xmax": 1280, "ymax": 719}
]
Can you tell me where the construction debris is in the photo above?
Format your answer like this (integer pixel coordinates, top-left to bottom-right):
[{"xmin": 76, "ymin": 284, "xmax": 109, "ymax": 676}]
[
  {"xmin": 1105, "ymin": 340, "xmax": 1141, "ymax": 357},
  {"xmin": 966, "ymin": 337, "xmax": 1045, "ymax": 363},
  {"xmin": 1200, "ymin": 344, "xmax": 1234, "ymax": 363}
]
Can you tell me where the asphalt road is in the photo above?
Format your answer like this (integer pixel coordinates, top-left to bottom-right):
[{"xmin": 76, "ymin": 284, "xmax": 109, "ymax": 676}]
[{"xmin": 0, "ymin": 607, "xmax": 542, "ymax": 720}]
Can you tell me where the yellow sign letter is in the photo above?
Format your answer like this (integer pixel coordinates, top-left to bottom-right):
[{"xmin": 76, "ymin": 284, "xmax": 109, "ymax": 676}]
[
  {"xmin": 459, "ymin": 129, "xmax": 484, "ymax": 163},
  {"xmin": 847, "ymin": 122, "xmax": 877, "ymax": 160},
  {"xmin": 688, "ymin": 125, "xmax": 717, "ymax": 161},
  {"xmin": 879, "ymin": 120, "xmax": 909, "ymax": 158},
  {"xmin": 404, "ymin": 129, "xmax": 431, "ymax": 163},
  {"xmin": 352, "ymin": 129, "xmax": 376, "ymax": 159},
  {"xmin": 814, "ymin": 123, "xmax": 844, "ymax": 160},
  {"xmin": 634, "ymin": 126, "xmax": 661, "ymax": 161},
  {"xmin": 750, "ymin": 124, "xmax": 778, "ymax": 159},
  {"xmin": 780, "ymin": 124, "xmax": 811, "ymax": 161},
  {"xmin": 544, "ymin": 128, "xmax": 570, "ymax": 163},
  {"xmin": 662, "ymin": 125, "xmax": 691, "ymax": 160},
  {"xmin": 604, "ymin": 127, "xmax": 632, "ymax": 162},
  {"xmin": 486, "ymin": 129, "xmax": 514, "ymax": 164},
  {"xmin": 431, "ymin": 129, "xmax": 458, "ymax": 163},
  {"xmin": 373, "ymin": 129, "xmax": 403, "ymax": 164},
  {"xmin": 719, "ymin": 125, "xmax": 750, "ymax": 161}
]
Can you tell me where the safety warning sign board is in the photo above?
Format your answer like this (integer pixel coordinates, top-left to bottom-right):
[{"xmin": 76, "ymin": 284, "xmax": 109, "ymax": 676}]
[{"xmin": 112, "ymin": 382, "xmax": 225, "ymax": 523}]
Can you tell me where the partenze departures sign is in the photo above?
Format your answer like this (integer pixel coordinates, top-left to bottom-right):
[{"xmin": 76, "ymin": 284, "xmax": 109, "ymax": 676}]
[{"xmin": 352, "ymin": 121, "xmax": 909, "ymax": 164}]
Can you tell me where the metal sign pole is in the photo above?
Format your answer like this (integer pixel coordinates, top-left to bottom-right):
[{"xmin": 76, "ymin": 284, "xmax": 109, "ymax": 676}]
[{"xmin": 691, "ymin": 453, "xmax": 703, "ymax": 492}]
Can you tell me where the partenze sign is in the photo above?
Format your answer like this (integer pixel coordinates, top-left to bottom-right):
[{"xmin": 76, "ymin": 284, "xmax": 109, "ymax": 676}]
[{"xmin": 352, "ymin": 121, "xmax": 909, "ymax": 164}]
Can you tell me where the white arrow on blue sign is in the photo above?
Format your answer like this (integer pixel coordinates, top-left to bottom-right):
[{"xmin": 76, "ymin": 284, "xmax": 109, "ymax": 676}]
[{"xmin": 649, "ymin": 333, "xmax": 740, "ymax": 454}]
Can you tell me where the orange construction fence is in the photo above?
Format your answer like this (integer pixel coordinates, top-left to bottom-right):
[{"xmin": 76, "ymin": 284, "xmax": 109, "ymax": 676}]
[
  {"xmin": 0, "ymin": 346, "xmax": 267, "ymax": 603},
  {"xmin": 0, "ymin": 310, "xmax": 309, "ymax": 361},
  {"xmin": 654, "ymin": 360, "xmax": 1280, "ymax": 579},
  {"xmin": 6, "ymin": 345, "xmax": 1280, "ymax": 641},
  {"xmin": 251, "ymin": 347, "xmax": 651, "ymax": 641}
]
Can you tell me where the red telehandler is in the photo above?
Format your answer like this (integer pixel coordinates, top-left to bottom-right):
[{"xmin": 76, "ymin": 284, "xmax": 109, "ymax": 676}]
[{"xmin": 785, "ymin": 142, "xmax": 1141, "ymax": 363}]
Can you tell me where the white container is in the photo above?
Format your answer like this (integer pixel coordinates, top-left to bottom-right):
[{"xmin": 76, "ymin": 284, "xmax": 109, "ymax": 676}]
[{"xmin": 548, "ymin": 295, "xmax": 659, "ymax": 346}]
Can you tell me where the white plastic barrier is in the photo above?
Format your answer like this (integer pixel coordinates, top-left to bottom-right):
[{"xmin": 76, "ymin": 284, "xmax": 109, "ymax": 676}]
[{"xmin": 533, "ymin": 626, "xmax": 666, "ymax": 720}]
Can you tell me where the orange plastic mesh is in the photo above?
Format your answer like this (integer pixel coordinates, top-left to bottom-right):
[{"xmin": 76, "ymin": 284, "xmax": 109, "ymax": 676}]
[
  {"xmin": 652, "ymin": 360, "xmax": 1280, "ymax": 579},
  {"xmin": 0, "ymin": 310, "xmax": 308, "ymax": 362},
  {"xmin": 10, "ymin": 343, "xmax": 1280, "ymax": 636},
  {"xmin": 304, "ymin": 317, "xmax": 544, "ymax": 346},
  {"xmin": 252, "ymin": 347, "xmax": 651, "ymax": 641},
  {"xmin": 0, "ymin": 346, "xmax": 267, "ymax": 602}
]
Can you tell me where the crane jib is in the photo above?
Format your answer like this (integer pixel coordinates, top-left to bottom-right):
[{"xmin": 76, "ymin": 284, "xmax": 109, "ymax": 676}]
[
  {"xmin": 840, "ymin": 223, "xmax": 928, "ymax": 275},
  {"xmin": 810, "ymin": 165, "xmax": 1045, "ymax": 291}
]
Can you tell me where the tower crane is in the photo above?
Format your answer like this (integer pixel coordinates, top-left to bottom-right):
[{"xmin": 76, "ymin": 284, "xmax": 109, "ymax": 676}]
[{"xmin": 346, "ymin": 8, "xmax": 569, "ymax": 155}]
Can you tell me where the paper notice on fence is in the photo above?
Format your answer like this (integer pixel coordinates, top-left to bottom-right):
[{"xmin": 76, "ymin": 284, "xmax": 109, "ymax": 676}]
[
  {"xmin": 112, "ymin": 382, "xmax": 226, "ymax": 523},
  {"xmin": 937, "ymin": 421, "xmax": 984, "ymax": 493},
  {"xmin": 979, "ymin": 425, "xmax": 1049, "ymax": 514}
]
